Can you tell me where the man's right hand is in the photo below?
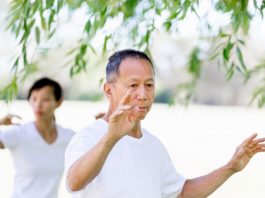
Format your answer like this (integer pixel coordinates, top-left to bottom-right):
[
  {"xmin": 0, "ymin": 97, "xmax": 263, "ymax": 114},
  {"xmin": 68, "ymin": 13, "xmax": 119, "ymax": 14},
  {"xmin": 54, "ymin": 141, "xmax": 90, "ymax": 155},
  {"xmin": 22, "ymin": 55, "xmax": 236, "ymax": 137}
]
[{"xmin": 108, "ymin": 91, "xmax": 136, "ymax": 140}]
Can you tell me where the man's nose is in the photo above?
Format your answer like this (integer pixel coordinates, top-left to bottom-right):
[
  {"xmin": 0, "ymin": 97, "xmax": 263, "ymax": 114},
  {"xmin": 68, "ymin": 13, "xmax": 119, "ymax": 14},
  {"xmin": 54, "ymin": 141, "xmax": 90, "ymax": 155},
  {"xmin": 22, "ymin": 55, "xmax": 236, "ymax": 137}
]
[{"xmin": 137, "ymin": 86, "xmax": 147, "ymax": 100}]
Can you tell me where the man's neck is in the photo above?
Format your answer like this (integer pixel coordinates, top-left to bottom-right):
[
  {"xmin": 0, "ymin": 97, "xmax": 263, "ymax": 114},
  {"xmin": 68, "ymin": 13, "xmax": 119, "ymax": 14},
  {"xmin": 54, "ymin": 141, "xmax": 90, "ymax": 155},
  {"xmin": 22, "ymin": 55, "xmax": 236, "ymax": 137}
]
[{"xmin": 128, "ymin": 123, "xmax": 142, "ymax": 138}]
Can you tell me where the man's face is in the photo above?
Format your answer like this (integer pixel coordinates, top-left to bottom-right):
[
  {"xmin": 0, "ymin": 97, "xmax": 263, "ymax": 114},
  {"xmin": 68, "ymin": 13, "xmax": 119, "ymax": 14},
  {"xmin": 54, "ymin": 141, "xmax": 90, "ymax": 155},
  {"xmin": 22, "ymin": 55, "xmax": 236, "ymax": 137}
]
[{"xmin": 108, "ymin": 57, "xmax": 155, "ymax": 121}]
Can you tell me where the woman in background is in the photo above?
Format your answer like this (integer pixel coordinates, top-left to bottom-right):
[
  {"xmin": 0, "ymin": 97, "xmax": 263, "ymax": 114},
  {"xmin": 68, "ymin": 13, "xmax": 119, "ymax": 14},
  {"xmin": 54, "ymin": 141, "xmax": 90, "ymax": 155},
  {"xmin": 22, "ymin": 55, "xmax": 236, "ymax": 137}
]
[{"xmin": 0, "ymin": 77, "xmax": 75, "ymax": 198}]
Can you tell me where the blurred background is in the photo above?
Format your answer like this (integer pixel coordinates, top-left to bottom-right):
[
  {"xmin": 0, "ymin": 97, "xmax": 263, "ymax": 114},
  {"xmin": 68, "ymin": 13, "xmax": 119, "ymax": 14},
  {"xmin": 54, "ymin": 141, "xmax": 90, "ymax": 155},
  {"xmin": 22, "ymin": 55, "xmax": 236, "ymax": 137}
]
[
  {"xmin": 1, "ymin": 0, "xmax": 265, "ymax": 197},
  {"xmin": 1, "ymin": 0, "xmax": 265, "ymax": 106}
]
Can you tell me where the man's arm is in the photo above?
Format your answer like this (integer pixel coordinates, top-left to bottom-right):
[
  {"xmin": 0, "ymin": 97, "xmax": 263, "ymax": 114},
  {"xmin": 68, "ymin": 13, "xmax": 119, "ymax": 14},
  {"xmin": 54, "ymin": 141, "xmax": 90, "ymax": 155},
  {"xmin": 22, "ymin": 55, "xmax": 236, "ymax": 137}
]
[
  {"xmin": 67, "ymin": 132, "xmax": 120, "ymax": 191},
  {"xmin": 178, "ymin": 133, "xmax": 265, "ymax": 198},
  {"xmin": 67, "ymin": 91, "xmax": 135, "ymax": 191},
  {"xmin": 178, "ymin": 164, "xmax": 233, "ymax": 198}
]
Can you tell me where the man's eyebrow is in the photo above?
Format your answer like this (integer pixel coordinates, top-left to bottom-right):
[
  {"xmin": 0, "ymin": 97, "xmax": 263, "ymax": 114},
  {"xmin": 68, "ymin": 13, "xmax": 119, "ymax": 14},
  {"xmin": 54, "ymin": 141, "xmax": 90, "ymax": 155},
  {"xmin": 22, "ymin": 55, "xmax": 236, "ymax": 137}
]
[
  {"xmin": 127, "ymin": 77, "xmax": 154, "ymax": 81},
  {"xmin": 146, "ymin": 78, "xmax": 154, "ymax": 82}
]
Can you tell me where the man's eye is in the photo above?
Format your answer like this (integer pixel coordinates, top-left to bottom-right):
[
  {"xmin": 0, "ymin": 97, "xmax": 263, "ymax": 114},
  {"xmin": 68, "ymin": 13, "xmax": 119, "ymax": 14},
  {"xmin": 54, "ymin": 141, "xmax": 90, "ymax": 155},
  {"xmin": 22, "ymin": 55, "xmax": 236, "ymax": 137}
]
[
  {"xmin": 130, "ymin": 84, "xmax": 137, "ymax": 88},
  {"xmin": 146, "ymin": 84, "xmax": 154, "ymax": 87}
]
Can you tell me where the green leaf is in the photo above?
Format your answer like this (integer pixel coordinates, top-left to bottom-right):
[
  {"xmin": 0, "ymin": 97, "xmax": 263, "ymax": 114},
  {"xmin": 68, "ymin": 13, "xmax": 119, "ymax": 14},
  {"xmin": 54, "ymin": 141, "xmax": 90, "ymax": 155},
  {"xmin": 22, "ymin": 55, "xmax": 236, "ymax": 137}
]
[
  {"xmin": 88, "ymin": 43, "xmax": 96, "ymax": 54},
  {"xmin": 236, "ymin": 46, "xmax": 248, "ymax": 75},
  {"xmin": 188, "ymin": 47, "xmax": 201, "ymax": 77},
  {"xmin": 40, "ymin": 12, "xmax": 47, "ymax": 30},
  {"xmin": 123, "ymin": 0, "xmax": 139, "ymax": 18},
  {"xmin": 163, "ymin": 21, "xmax": 172, "ymax": 31},
  {"xmin": 219, "ymin": 31, "xmax": 230, "ymax": 38},
  {"xmin": 46, "ymin": 0, "xmax": 55, "ymax": 9},
  {"xmin": 48, "ymin": 28, "xmax": 56, "ymax": 38},
  {"xmin": 102, "ymin": 35, "xmax": 111, "ymax": 54},
  {"xmin": 237, "ymin": 39, "xmax": 245, "ymax": 46},
  {"xmin": 98, "ymin": 77, "xmax": 104, "ymax": 87},
  {"xmin": 23, "ymin": 50, "xmax": 28, "ymax": 65},
  {"xmin": 0, "ymin": 76, "xmax": 18, "ymax": 103},
  {"xmin": 11, "ymin": 57, "xmax": 20, "ymax": 73},
  {"xmin": 15, "ymin": 21, "xmax": 22, "ymax": 38},
  {"xmin": 223, "ymin": 41, "xmax": 234, "ymax": 62},
  {"xmin": 260, "ymin": 0, "xmax": 265, "ymax": 18},
  {"xmin": 84, "ymin": 20, "xmax": 91, "ymax": 34},
  {"xmin": 70, "ymin": 65, "xmax": 81, "ymax": 77},
  {"xmin": 209, "ymin": 51, "xmax": 219, "ymax": 61},
  {"xmin": 35, "ymin": 26, "xmax": 40, "ymax": 44},
  {"xmin": 21, "ymin": 63, "xmax": 38, "ymax": 81},
  {"xmin": 80, "ymin": 44, "xmax": 87, "ymax": 56},
  {"xmin": 48, "ymin": 9, "xmax": 56, "ymax": 31},
  {"xmin": 179, "ymin": 0, "xmax": 191, "ymax": 20},
  {"xmin": 226, "ymin": 63, "xmax": 235, "ymax": 81},
  {"xmin": 31, "ymin": 1, "xmax": 39, "ymax": 17},
  {"xmin": 168, "ymin": 12, "xmax": 178, "ymax": 20}
]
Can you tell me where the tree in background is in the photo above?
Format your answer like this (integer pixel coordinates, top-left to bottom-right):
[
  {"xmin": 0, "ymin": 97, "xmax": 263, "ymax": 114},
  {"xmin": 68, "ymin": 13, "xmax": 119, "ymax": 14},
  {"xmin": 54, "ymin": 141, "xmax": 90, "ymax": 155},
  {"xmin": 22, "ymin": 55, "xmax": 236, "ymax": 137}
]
[{"xmin": 1, "ymin": 0, "xmax": 265, "ymax": 107}]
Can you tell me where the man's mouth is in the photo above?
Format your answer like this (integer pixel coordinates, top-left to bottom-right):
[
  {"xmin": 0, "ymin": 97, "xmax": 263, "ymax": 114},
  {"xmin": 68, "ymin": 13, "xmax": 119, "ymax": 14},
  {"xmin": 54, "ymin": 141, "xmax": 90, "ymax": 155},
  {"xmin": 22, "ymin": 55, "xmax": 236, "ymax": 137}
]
[{"xmin": 134, "ymin": 106, "xmax": 148, "ymax": 111}]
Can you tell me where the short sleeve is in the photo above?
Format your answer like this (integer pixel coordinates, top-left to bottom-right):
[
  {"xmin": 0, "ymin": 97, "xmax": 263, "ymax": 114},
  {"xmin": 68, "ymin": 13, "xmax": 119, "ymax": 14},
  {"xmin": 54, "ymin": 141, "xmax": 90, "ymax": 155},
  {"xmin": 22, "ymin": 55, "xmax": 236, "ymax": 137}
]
[
  {"xmin": 64, "ymin": 128, "xmax": 98, "ymax": 174},
  {"xmin": 161, "ymin": 148, "xmax": 186, "ymax": 198},
  {"xmin": 0, "ymin": 126, "xmax": 21, "ymax": 149},
  {"xmin": 64, "ymin": 127, "xmax": 100, "ymax": 194}
]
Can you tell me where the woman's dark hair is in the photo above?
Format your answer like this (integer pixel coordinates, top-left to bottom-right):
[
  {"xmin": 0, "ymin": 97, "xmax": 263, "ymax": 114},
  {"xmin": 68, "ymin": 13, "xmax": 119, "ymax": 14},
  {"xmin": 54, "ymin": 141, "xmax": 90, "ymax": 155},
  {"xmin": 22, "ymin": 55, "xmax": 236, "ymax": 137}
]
[
  {"xmin": 27, "ymin": 77, "xmax": 63, "ymax": 101},
  {"xmin": 106, "ymin": 49, "xmax": 155, "ymax": 83}
]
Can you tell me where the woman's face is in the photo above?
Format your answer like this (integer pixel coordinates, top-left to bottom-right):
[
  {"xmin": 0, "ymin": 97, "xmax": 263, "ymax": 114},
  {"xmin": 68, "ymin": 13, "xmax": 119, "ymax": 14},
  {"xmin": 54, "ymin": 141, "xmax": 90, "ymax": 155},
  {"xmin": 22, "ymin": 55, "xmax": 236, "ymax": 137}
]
[{"xmin": 29, "ymin": 86, "xmax": 61, "ymax": 120}]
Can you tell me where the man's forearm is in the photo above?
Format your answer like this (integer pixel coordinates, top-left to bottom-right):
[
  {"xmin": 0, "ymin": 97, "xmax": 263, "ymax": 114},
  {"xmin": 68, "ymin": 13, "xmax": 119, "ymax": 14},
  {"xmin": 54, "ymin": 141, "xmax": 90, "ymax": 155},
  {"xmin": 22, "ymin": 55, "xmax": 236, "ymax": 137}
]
[
  {"xmin": 67, "ymin": 132, "xmax": 119, "ymax": 191},
  {"xmin": 179, "ymin": 164, "xmax": 236, "ymax": 198}
]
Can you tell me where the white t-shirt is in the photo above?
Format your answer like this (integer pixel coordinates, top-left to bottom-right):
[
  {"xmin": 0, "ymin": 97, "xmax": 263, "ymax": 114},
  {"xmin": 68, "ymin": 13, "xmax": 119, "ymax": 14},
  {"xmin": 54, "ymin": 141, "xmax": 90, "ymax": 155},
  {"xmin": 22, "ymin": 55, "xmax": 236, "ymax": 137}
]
[
  {"xmin": 65, "ymin": 119, "xmax": 185, "ymax": 198},
  {"xmin": 0, "ymin": 122, "xmax": 74, "ymax": 198}
]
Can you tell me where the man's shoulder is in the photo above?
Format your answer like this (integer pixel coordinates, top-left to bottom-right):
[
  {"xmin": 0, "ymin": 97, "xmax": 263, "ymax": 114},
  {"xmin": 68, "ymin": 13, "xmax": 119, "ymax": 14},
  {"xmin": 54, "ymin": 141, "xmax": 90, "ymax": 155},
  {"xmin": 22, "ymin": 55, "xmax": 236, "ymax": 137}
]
[
  {"xmin": 142, "ymin": 128, "xmax": 161, "ymax": 142},
  {"xmin": 76, "ymin": 119, "xmax": 108, "ymax": 138},
  {"xmin": 142, "ymin": 128, "xmax": 168, "ymax": 152},
  {"xmin": 65, "ymin": 119, "xmax": 108, "ymax": 155}
]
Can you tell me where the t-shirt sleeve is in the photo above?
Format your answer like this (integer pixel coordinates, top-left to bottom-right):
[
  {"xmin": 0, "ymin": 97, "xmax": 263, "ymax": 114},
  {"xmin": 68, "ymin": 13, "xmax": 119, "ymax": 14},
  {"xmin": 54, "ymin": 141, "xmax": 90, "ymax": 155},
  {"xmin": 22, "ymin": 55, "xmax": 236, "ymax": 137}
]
[
  {"xmin": 64, "ymin": 127, "xmax": 99, "ymax": 193},
  {"xmin": 64, "ymin": 128, "xmax": 98, "ymax": 175},
  {"xmin": 0, "ymin": 126, "xmax": 21, "ymax": 149},
  {"xmin": 161, "ymin": 147, "xmax": 186, "ymax": 198}
]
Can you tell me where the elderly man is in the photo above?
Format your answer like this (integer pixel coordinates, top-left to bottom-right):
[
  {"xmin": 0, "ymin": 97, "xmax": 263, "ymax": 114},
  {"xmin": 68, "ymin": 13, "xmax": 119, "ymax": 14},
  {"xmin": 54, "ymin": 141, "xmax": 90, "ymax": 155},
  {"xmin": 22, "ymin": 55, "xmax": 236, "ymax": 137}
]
[{"xmin": 65, "ymin": 49, "xmax": 265, "ymax": 198}]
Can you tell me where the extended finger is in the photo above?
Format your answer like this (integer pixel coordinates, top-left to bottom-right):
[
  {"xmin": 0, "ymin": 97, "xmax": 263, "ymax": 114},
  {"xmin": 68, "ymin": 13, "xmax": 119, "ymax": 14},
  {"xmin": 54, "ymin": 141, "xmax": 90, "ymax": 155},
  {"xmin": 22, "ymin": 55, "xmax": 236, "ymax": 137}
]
[
  {"xmin": 245, "ymin": 137, "xmax": 265, "ymax": 150},
  {"xmin": 246, "ymin": 144, "xmax": 265, "ymax": 156},
  {"xmin": 253, "ymin": 138, "xmax": 265, "ymax": 144},
  {"xmin": 248, "ymin": 148, "xmax": 265, "ymax": 157},
  {"xmin": 119, "ymin": 90, "xmax": 132, "ymax": 106},
  {"xmin": 242, "ymin": 133, "xmax": 258, "ymax": 147},
  {"xmin": 117, "ymin": 105, "xmax": 133, "ymax": 112},
  {"xmin": 111, "ymin": 105, "xmax": 133, "ymax": 120},
  {"xmin": 251, "ymin": 143, "xmax": 265, "ymax": 150}
]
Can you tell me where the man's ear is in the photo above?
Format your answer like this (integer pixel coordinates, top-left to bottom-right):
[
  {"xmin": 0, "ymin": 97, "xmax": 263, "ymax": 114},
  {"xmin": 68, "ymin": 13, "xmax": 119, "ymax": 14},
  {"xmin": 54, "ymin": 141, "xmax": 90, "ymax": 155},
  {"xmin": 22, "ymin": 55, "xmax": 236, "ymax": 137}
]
[{"xmin": 104, "ymin": 83, "xmax": 112, "ymax": 99}]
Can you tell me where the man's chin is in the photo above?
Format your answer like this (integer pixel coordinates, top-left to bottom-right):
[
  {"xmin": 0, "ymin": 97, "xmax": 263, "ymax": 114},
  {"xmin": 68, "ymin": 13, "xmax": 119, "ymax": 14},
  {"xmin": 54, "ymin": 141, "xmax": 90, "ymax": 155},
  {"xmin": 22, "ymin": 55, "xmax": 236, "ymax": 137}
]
[{"xmin": 130, "ymin": 113, "xmax": 147, "ymax": 122}]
